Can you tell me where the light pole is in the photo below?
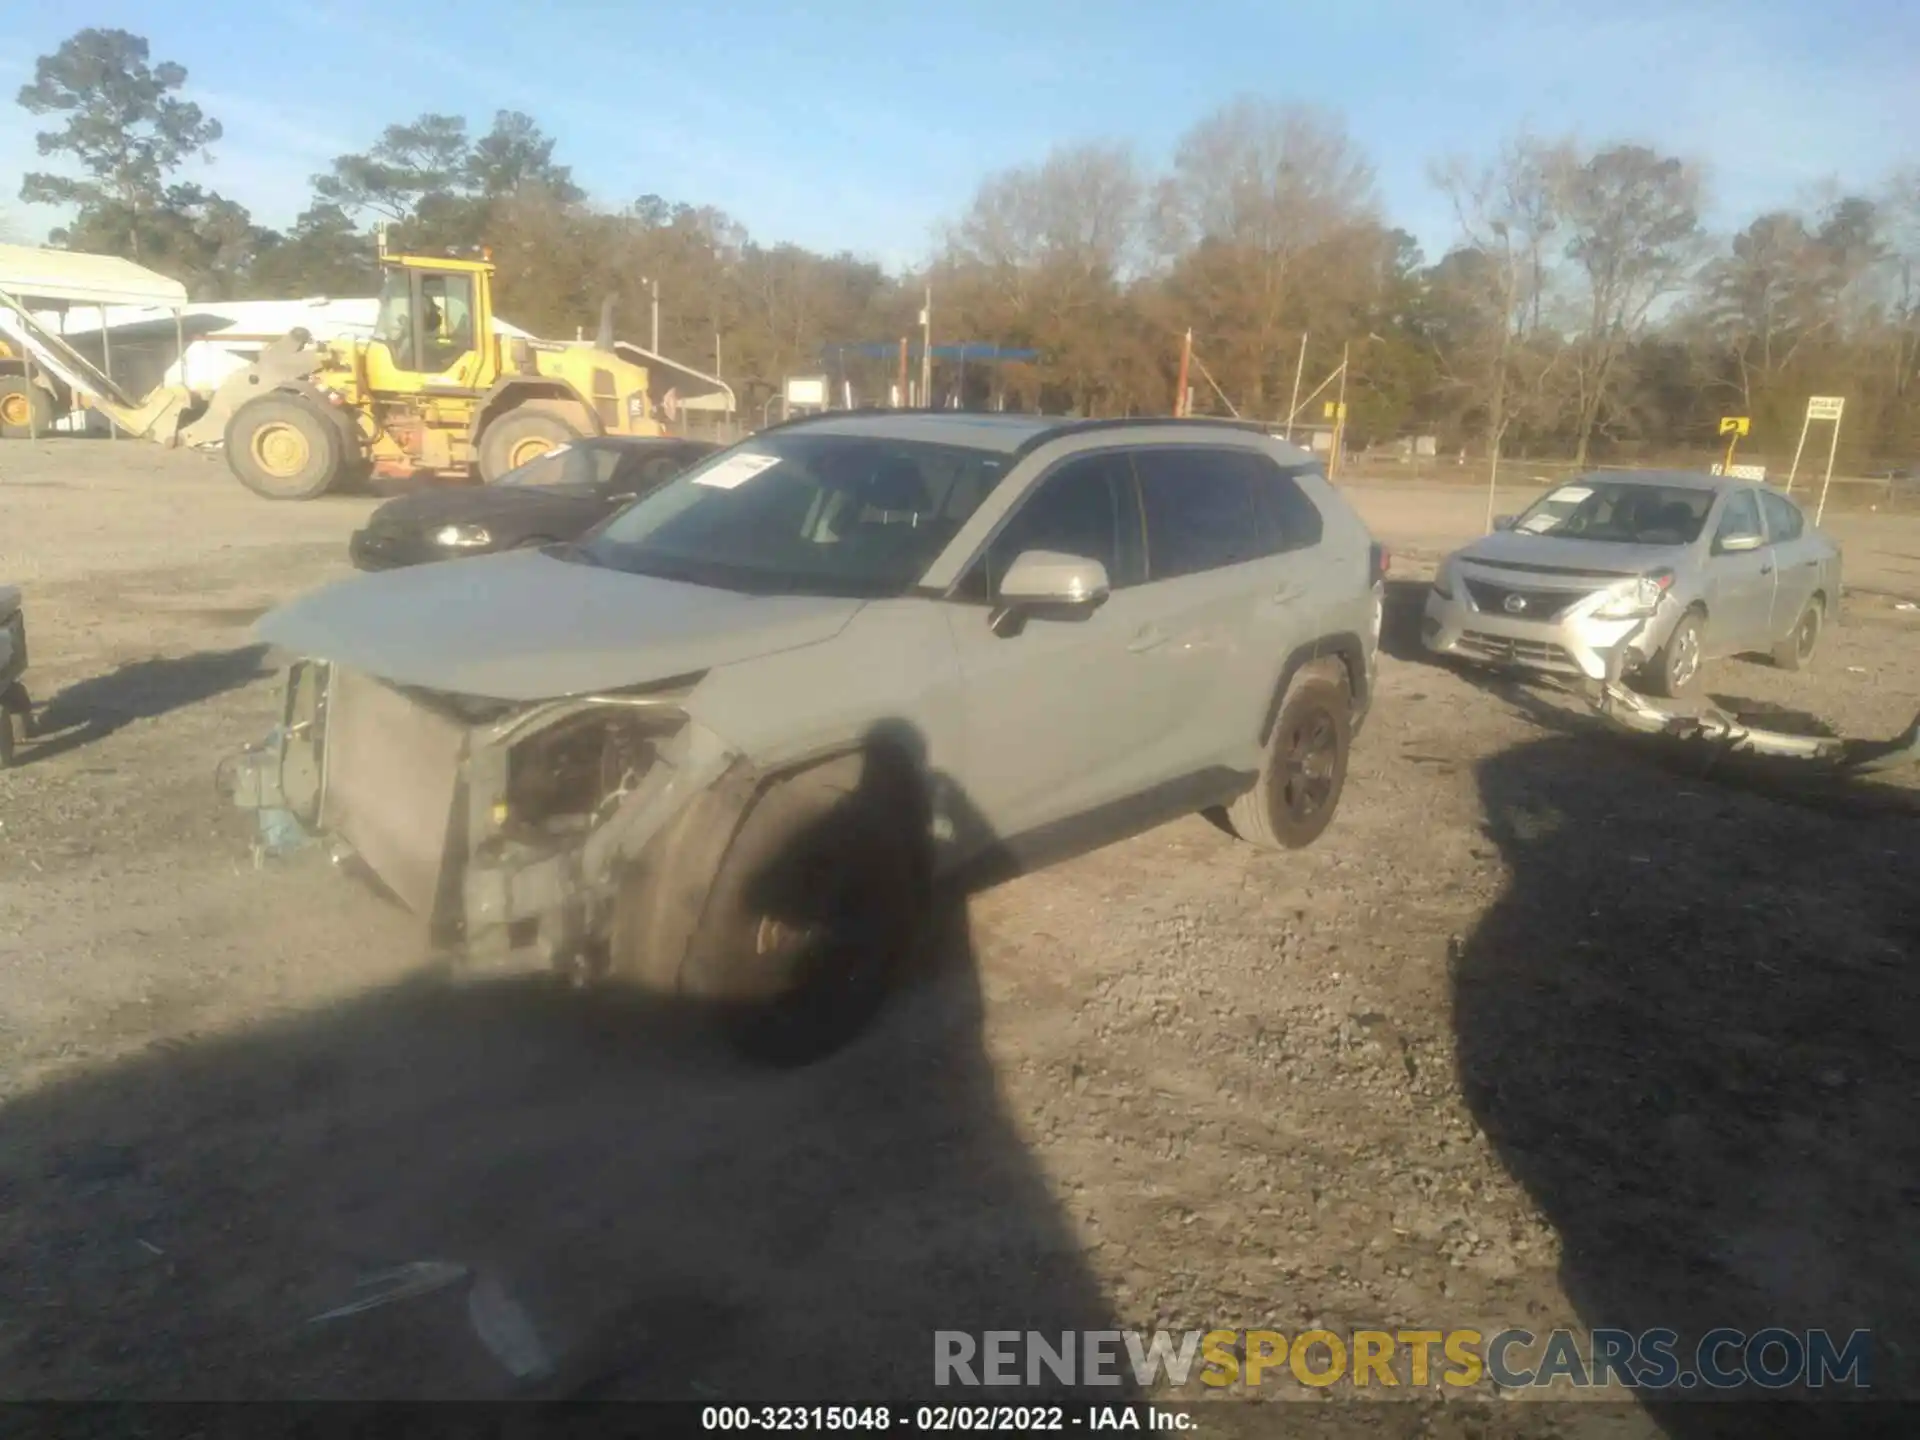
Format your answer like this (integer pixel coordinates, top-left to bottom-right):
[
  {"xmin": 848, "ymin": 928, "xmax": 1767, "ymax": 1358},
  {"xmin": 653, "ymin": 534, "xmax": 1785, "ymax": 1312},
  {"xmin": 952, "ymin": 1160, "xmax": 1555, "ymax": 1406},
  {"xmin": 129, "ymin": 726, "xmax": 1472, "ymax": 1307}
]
[
  {"xmin": 640, "ymin": 275, "xmax": 660, "ymax": 353},
  {"xmin": 919, "ymin": 286, "xmax": 932, "ymax": 407}
]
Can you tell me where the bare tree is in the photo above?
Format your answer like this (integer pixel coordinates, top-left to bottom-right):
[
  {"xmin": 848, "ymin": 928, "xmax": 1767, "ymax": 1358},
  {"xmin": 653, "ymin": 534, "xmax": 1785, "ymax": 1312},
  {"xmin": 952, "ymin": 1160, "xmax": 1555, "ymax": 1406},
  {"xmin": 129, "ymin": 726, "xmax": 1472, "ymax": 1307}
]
[
  {"xmin": 1430, "ymin": 133, "xmax": 1572, "ymax": 522},
  {"xmin": 943, "ymin": 144, "xmax": 1147, "ymax": 411},
  {"xmin": 1157, "ymin": 100, "xmax": 1380, "ymax": 413},
  {"xmin": 1558, "ymin": 144, "xmax": 1706, "ymax": 464}
]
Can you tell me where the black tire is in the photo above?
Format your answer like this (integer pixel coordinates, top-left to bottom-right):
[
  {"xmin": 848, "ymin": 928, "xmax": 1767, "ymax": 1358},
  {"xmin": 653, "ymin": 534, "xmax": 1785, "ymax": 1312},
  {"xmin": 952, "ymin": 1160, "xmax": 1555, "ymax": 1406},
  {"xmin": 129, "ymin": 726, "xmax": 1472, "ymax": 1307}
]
[
  {"xmin": 1641, "ymin": 608, "xmax": 1705, "ymax": 698},
  {"xmin": 681, "ymin": 768, "xmax": 929, "ymax": 1067},
  {"xmin": 1219, "ymin": 665, "xmax": 1352, "ymax": 851},
  {"xmin": 477, "ymin": 401, "xmax": 588, "ymax": 483},
  {"xmin": 225, "ymin": 394, "xmax": 344, "ymax": 500},
  {"xmin": 1771, "ymin": 596, "xmax": 1824, "ymax": 672},
  {"xmin": 0, "ymin": 710, "xmax": 15, "ymax": 767},
  {"xmin": 0, "ymin": 375, "xmax": 55, "ymax": 439}
]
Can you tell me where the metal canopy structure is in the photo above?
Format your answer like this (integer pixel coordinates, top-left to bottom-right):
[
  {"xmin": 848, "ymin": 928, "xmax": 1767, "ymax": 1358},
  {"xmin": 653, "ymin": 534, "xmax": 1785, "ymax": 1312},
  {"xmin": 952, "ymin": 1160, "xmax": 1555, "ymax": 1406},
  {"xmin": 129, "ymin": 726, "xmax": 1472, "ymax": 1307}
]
[
  {"xmin": 0, "ymin": 243, "xmax": 188, "ymax": 311},
  {"xmin": 0, "ymin": 244, "xmax": 190, "ymax": 440}
]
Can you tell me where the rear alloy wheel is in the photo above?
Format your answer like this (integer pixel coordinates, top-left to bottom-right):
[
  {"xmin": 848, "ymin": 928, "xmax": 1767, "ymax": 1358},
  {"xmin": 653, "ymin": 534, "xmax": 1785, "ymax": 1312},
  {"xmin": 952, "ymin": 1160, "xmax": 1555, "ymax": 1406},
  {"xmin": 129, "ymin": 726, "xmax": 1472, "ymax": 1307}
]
[
  {"xmin": 1642, "ymin": 609, "xmax": 1704, "ymax": 698},
  {"xmin": 1218, "ymin": 665, "xmax": 1352, "ymax": 851},
  {"xmin": 224, "ymin": 395, "xmax": 344, "ymax": 500},
  {"xmin": 1771, "ymin": 597, "xmax": 1823, "ymax": 672},
  {"xmin": 0, "ymin": 376, "xmax": 55, "ymax": 439}
]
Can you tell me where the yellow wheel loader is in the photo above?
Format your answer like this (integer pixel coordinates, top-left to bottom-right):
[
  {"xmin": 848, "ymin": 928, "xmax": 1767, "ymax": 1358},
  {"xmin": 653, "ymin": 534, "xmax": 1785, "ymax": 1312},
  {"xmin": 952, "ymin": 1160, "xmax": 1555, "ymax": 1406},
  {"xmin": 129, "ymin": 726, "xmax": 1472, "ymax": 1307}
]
[
  {"xmin": 0, "ymin": 237, "xmax": 667, "ymax": 500},
  {"xmin": 213, "ymin": 240, "xmax": 667, "ymax": 500}
]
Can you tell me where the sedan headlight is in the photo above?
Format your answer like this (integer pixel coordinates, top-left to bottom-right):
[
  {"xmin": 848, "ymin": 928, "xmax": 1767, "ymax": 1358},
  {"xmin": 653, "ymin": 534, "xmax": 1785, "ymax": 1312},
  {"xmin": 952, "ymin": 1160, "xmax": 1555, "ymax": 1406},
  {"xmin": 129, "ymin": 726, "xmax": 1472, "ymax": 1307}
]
[
  {"xmin": 1593, "ymin": 569, "xmax": 1676, "ymax": 619},
  {"xmin": 433, "ymin": 523, "xmax": 493, "ymax": 549},
  {"xmin": 1431, "ymin": 558, "xmax": 1457, "ymax": 600}
]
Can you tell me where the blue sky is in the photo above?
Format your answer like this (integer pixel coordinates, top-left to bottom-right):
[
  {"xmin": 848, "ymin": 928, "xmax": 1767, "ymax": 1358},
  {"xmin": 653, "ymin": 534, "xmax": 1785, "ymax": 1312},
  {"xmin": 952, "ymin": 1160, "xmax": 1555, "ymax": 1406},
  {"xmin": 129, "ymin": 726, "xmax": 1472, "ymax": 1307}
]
[{"xmin": 3, "ymin": 0, "xmax": 1916, "ymax": 272}]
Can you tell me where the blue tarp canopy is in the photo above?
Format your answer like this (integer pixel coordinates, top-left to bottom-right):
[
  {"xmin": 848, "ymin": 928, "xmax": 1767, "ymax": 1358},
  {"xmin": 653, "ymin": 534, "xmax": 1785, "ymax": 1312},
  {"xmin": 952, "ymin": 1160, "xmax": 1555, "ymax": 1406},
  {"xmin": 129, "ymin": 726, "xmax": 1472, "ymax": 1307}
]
[{"xmin": 822, "ymin": 341, "xmax": 1039, "ymax": 363}]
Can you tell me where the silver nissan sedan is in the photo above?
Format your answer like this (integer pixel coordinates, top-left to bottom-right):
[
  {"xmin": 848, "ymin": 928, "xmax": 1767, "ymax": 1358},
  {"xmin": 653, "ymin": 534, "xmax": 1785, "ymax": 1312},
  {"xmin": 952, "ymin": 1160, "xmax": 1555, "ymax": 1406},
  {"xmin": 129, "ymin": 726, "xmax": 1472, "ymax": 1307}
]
[{"xmin": 1422, "ymin": 470, "xmax": 1842, "ymax": 696}]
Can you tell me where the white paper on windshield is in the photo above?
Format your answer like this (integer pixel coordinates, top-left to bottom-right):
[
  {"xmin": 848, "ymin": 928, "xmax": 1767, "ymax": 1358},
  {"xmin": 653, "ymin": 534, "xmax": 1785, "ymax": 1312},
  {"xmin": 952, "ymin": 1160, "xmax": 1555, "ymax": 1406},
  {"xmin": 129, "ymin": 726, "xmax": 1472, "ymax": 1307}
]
[
  {"xmin": 692, "ymin": 452, "xmax": 782, "ymax": 490},
  {"xmin": 1551, "ymin": 484, "xmax": 1592, "ymax": 503}
]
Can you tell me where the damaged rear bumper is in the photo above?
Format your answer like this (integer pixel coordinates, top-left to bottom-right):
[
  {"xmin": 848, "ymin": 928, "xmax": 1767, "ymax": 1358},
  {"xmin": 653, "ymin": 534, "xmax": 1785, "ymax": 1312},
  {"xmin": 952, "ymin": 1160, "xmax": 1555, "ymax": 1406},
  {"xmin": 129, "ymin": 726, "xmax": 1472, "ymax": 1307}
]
[{"xmin": 220, "ymin": 660, "xmax": 741, "ymax": 979}]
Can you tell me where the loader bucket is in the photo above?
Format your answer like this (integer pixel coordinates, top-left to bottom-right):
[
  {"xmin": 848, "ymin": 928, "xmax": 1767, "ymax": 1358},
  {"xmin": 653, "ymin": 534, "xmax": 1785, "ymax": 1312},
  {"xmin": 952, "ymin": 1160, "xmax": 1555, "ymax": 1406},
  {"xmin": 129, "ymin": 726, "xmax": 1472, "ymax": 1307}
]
[{"xmin": 176, "ymin": 330, "xmax": 327, "ymax": 450}]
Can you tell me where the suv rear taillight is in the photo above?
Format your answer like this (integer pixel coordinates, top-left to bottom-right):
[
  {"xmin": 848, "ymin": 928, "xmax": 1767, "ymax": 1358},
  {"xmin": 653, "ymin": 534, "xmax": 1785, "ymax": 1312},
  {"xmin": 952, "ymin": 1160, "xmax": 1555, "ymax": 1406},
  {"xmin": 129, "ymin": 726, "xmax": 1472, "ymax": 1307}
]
[{"xmin": 1369, "ymin": 543, "xmax": 1391, "ymax": 585}]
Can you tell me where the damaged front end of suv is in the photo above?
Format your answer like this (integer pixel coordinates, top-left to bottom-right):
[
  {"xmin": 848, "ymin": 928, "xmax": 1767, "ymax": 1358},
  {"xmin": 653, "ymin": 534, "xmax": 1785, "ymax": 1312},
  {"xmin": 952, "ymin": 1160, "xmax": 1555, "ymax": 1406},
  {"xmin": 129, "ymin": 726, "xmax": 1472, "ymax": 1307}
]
[{"xmin": 219, "ymin": 655, "xmax": 758, "ymax": 988}]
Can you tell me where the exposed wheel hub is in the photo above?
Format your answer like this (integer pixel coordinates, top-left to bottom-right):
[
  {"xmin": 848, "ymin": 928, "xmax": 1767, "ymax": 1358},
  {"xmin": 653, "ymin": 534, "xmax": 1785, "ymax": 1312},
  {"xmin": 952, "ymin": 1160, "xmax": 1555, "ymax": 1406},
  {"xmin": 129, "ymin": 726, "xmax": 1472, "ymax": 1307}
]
[
  {"xmin": 251, "ymin": 420, "xmax": 311, "ymax": 477},
  {"xmin": 1282, "ymin": 711, "xmax": 1338, "ymax": 819}
]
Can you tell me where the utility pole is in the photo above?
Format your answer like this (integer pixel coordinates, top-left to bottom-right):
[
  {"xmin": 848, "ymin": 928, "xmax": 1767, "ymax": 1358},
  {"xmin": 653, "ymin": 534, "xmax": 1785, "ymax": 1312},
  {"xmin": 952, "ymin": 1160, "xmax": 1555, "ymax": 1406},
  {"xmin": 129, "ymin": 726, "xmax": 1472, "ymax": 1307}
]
[
  {"xmin": 1285, "ymin": 331, "xmax": 1308, "ymax": 440},
  {"xmin": 1173, "ymin": 329, "xmax": 1192, "ymax": 417},
  {"xmin": 640, "ymin": 275, "xmax": 660, "ymax": 353},
  {"xmin": 897, "ymin": 336, "xmax": 909, "ymax": 407},
  {"xmin": 1331, "ymin": 341, "xmax": 1350, "ymax": 478},
  {"xmin": 919, "ymin": 286, "xmax": 932, "ymax": 408}
]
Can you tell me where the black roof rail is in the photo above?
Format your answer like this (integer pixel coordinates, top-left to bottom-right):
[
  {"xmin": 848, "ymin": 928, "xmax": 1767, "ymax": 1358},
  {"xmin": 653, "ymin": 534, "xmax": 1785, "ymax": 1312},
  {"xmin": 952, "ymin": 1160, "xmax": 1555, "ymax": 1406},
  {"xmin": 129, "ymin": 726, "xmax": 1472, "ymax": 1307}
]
[
  {"xmin": 744, "ymin": 407, "xmax": 1289, "ymax": 455},
  {"xmin": 1008, "ymin": 413, "xmax": 1285, "ymax": 461},
  {"xmin": 752, "ymin": 404, "xmax": 991, "ymax": 435}
]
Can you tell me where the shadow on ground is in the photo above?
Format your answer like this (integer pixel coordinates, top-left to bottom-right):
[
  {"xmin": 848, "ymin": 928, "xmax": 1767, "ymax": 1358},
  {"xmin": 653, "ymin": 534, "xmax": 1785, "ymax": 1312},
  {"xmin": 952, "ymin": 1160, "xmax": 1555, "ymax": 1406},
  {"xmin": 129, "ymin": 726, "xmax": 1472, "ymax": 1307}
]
[
  {"xmin": 1453, "ymin": 727, "xmax": 1917, "ymax": 1433},
  {"xmin": 20, "ymin": 646, "xmax": 271, "ymax": 765},
  {"xmin": 0, "ymin": 726, "xmax": 1127, "ymax": 1403}
]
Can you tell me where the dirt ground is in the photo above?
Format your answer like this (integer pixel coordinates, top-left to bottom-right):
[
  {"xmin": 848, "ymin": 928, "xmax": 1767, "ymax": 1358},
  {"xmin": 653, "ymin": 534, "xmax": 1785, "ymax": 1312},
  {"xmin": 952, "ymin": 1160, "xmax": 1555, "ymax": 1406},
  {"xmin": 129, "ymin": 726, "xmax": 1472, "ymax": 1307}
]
[{"xmin": 1, "ymin": 440, "xmax": 1916, "ymax": 1430}]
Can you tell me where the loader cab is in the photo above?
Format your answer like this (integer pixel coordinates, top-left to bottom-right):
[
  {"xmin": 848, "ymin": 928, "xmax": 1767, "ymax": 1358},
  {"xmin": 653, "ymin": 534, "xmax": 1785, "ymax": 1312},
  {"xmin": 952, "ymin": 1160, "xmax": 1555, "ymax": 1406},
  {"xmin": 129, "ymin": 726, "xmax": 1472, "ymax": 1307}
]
[{"xmin": 365, "ymin": 255, "xmax": 496, "ymax": 392}]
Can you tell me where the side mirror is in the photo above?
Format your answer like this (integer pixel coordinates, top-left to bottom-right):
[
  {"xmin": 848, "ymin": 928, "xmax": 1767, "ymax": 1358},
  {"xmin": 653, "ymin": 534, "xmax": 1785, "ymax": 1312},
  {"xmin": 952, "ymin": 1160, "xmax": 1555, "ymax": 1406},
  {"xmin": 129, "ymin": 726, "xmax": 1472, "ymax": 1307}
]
[
  {"xmin": 1491, "ymin": 514, "xmax": 1517, "ymax": 531},
  {"xmin": 1716, "ymin": 531, "xmax": 1764, "ymax": 554},
  {"xmin": 989, "ymin": 549, "xmax": 1110, "ymax": 637}
]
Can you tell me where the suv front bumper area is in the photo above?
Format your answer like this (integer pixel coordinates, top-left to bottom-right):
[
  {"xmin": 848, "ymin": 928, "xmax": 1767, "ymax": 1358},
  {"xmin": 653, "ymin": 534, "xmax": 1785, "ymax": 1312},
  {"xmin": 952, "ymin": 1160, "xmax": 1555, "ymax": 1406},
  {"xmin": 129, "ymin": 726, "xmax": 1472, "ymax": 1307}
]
[{"xmin": 219, "ymin": 661, "xmax": 740, "ymax": 982}]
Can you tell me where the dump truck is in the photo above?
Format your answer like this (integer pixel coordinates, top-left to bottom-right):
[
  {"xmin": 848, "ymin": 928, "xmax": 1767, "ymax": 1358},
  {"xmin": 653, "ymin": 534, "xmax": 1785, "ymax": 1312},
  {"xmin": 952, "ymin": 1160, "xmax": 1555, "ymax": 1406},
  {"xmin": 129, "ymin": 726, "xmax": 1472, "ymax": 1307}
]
[{"xmin": 0, "ymin": 235, "xmax": 673, "ymax": 499}]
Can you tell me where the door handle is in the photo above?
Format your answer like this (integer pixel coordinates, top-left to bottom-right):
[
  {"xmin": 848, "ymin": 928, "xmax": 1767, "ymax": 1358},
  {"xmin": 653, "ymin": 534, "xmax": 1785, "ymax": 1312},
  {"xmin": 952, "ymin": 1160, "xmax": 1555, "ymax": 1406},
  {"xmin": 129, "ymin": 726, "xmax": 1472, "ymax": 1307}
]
[
  {"xmin": 1127, "ymin": 625, "xmax": 1166, "ymax": 653},
  {"xmin": 1269, "ymin": 583, "xmax": 1307, "ymax": 605},
  {"xmin": 1760, "ymin": 562, "xmax": 1774, "ymax": 575}
]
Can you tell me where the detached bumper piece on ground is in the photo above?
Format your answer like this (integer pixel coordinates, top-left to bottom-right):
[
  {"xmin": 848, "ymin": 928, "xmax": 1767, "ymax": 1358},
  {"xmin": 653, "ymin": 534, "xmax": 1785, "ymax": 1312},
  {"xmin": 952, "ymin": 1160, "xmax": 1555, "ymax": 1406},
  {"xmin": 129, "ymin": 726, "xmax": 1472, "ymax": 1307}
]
[{"xmin": 1580, "ymin": 620, "xmax": 1920, "ymax": 775}]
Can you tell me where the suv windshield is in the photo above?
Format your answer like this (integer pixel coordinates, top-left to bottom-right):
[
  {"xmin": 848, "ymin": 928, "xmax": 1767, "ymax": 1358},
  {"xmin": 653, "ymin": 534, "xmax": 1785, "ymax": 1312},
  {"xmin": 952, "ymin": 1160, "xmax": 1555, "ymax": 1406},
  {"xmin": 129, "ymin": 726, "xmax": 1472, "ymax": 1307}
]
[
  {"xmin": 577, "ymin": 433, "xmax": 1009, "ymax": 597},
  {"xmin": 497, "ymin": 442, "xmax": 620, "ymax": 488},
  {"xmin": 1512, "ymin": 479, "xmax": 1713, "ymax": 545}
]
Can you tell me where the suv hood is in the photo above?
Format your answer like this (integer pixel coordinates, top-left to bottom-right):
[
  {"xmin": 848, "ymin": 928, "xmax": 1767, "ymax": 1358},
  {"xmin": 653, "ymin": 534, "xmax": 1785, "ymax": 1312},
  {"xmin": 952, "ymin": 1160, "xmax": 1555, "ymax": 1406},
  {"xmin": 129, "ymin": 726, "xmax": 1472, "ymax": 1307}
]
[
  {"xmin": 1457, "ymin": 529, "xmax": 1684, "ymax": 578},
  {"xmin": 256, "ymin": 550, "xmax": 864, "ymax": 701}
]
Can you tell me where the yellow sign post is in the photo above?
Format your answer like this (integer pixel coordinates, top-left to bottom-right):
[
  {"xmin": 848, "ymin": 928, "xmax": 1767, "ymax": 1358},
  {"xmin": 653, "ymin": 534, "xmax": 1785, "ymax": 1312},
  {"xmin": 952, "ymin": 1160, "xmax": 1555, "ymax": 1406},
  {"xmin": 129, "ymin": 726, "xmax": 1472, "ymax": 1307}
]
[
  {"xmin": 1323, "ymin": 401, "xmax": 1349, "ymax": 478},
  {"xmin": 1718, "ymin": 416, "xmax": 1750, "ymax": 474}
]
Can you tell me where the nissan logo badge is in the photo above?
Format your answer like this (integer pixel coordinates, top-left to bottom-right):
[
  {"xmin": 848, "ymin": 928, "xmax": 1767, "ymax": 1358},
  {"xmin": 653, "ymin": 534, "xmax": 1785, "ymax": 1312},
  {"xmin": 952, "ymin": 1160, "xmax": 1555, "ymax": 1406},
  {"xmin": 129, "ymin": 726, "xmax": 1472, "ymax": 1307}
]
[{"xmin": 1503, "ymin": 594, "xmax": 1528, "ymax": 614}]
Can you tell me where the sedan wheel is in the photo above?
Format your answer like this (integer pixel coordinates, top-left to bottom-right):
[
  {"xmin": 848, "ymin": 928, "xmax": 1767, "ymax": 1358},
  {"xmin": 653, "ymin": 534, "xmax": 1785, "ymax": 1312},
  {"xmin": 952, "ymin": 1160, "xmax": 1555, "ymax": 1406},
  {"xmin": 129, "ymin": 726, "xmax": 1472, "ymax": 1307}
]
[
  {"xmin": 1771, "ymin": 598, "xmax": 1823, "ymax": 672},
  {"xmin": 1642, "ymin": 610, "xmax": 1704, "ymax": 698}
]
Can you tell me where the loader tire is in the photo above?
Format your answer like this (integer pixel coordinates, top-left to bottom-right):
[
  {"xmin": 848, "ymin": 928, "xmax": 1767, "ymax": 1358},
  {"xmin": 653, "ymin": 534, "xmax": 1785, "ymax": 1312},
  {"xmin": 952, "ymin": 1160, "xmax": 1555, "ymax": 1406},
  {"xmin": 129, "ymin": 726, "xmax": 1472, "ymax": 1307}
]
[
  {"xmin": 225, "ymin": 394, "xmax": 344, "ymax": 501},
  {"xmin": 477, "ymin": 401, "xmax": 589, "ymax": 483},
  {"xmin": 0, "ymin": 376, "xmax": 55, "ymax": 439}
]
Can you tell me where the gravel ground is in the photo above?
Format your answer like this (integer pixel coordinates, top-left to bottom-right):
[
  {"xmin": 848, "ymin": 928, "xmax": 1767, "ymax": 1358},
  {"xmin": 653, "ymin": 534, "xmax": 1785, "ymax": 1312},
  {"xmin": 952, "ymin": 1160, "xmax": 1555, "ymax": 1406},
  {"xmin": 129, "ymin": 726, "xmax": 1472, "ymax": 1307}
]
[{"xmin": 0, "ymin": 440, "xmax": 1916, "ymax": 1431}]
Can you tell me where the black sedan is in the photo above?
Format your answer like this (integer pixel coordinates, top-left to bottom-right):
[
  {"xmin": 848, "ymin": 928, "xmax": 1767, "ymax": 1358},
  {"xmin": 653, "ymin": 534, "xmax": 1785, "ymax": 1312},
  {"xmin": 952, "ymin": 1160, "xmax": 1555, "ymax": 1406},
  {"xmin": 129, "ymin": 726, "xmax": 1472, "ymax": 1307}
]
[{"xmin": 348, "ymin": 436, "xmax": 720, "ymax": 571}]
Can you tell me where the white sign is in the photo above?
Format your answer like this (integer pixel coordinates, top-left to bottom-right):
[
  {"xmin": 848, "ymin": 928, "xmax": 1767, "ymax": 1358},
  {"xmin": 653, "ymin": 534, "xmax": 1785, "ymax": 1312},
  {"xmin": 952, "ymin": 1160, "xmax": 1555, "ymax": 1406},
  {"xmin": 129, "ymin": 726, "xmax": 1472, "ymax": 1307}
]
[
  {"xmin": 1710, "ymin": 463, "xmax": 1768, "ymax": 481},
  {"xmin": 691, "ymin": 452, "xmax": 781, "ymax": 490},
  {"xmin": 784, "ymin": 375, "xmax": 828, "ymax": 408},
  {"xmin": 1806, "ymin": 396, "xmax": 1845, "ymax": 420}
]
